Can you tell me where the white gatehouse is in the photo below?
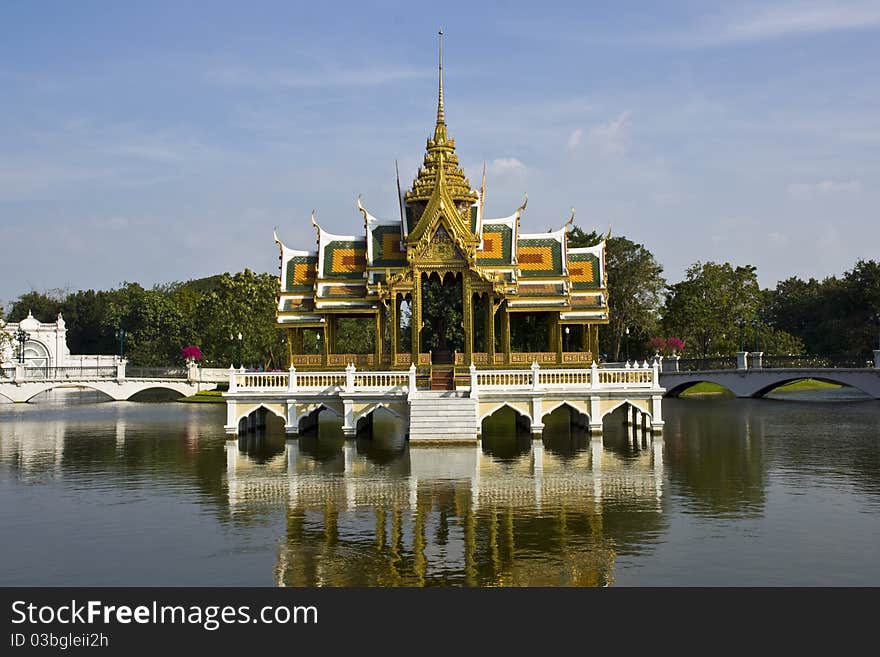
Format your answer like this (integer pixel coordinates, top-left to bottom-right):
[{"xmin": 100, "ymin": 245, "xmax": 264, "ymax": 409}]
[{"xmin": 1, "ymin": 311, "xmax": 117, "ymax": 370}]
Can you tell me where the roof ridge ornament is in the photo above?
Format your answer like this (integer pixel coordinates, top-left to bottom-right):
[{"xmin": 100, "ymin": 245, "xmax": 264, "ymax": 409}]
[{"xmin": 357, "ymin": 194, "xmax": 368, "ymax": 227}]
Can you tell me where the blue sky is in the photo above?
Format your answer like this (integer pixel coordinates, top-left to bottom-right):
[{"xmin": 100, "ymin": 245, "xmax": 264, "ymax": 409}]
[{"xmin": 1, "ymin": 1, "xmax": 878, "ymax": 305}]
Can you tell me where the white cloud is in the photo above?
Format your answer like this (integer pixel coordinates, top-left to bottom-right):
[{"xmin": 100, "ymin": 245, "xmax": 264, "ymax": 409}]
[
  {"xmin": 487, "ymin": 157, "xmax": 527, "ymax": 176},
  {"xmin": 787, "ymin": 179, "xmax": 862, "ymax": 199},
  {"xmin": 587, "ymin": 112, "xmax": 630, "ymax": 155},
  {"xmin": 653, "ymin": 1, "xmax": 880, "ymax": 48},
  {"xmin": 721, "ymin": 2, "xmax": 880, "ymax": 41},
  {"xmin": 567, "ymin": 128, "xmax": 583, "ymax": 150},
  {"xmin": 768, "ymin": 231, "xmax": 789, "ymax": 245}
]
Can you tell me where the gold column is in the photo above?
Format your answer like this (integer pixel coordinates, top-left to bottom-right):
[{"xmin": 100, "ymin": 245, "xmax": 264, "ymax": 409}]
[
  {"xmin": 580, "ymin": 323, "xmax": 589, "ymax": 353},
  {"xmin": 555, "ymin": 314, "xmax": 563, "ymax": 365},
  {"xmin": 463, "ymin": 276, "xmax": 473, "ymax": 364},
  {"xmin": 592, "ymin": 325, "xmax": 600, "ymax": 361},
  {"xmin": 390, "ymin": 294, "xmax": 399, "ymax": 364},
  {"xmin": 287, "ymin": 328, "xmax": 295, "ymax": 367},
  {"xmin": 486, "ymin": 295, "xmax": 495, "ymax": 365},
  {"xmin": 374, "ymin": 306, "xmax": 383, "ymax": 366},
  {"xmin": 411, "ymin": 273, "xmax": 422, "ymax": 364},
  {"xmin": 322, "ymin": 320, "xmax": 331, "ymax": 367},
  {"xmin": 501, "ymin": 304, "xmax": 511, "ymax": 365}
]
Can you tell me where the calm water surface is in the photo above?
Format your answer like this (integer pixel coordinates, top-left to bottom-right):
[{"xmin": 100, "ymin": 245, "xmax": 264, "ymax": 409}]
[{"xmin": 1, "ymin": 389, "xmax": 878, "ymax": 586}]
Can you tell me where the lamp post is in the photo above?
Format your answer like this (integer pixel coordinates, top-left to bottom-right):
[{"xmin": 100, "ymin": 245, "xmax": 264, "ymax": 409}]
[
  {"xmin": 625, "ymin": 327, "xmax": 630, "ymax": 362},
  {"xmin": 237, "ymin": 331, "xmax": 243, "ymax": 369},
  {"xmin": 14, "ymin": 328, "xmax": 29, "ymax": 364},
  {"xmin": 115, "ymin": 328, "xmax": 127, "ymax": 359},
  {"xmin": 564, "ymin": 326, "xmax": 570, "ymax": 352},
  {"xmin": 736, "ymin": 317, "xmax": 746, "ymax": 352}
]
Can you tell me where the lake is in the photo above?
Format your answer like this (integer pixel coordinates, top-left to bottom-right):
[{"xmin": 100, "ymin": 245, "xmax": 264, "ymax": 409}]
[{"xmin": 1, "ymin": 389, "xmax": 878, "ymax": 586}]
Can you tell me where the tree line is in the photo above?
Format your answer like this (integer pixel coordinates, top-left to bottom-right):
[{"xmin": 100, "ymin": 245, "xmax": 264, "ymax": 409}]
[
  {"xmin": 3, "ymin": 271, "xmax": 285, "ymax": 369},
  {"xmin": 567, "ymin": 228, "xmax": 878, "ymax": 361},
  {"xmin": 4, "ymin": 230, "xmax": 878, "ymax": 365}
]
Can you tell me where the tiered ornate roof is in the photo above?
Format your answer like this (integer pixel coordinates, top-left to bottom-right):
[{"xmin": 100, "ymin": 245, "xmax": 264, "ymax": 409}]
[{"xmin": 274, "ymin": 31, "xmax": 609, "ymax": 338}]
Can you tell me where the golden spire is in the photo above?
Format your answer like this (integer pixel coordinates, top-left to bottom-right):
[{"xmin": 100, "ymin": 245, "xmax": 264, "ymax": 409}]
[
  {"xmin": 405, "ymin": 29, "xmax": 477, "ymax": 208},
  {"xmin": 435, "ymin": 28, "xmax": 447, "ymax": 143}
]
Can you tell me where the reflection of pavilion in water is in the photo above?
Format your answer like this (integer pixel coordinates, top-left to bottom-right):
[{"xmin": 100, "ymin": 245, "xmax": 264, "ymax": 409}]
[{"xmin": 225, "ymin": 426, "xmax": 665, "ymax": 586}]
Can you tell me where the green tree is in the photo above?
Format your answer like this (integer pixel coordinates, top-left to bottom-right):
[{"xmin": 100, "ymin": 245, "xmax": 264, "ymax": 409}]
[
  {"xmin": 106, "ymin": 283, "xmax": 189, "ymax": 366},
  {"xmin": 420, "ymin": 273, "xmax": 463, "ymax": 356},
  {"xmin": 335, "ymin": 318, "xmax": 374, "ymax": 354},
  {"xmin": 763, "ymin": 259, "xmax": 880, "ymax": 357},
  {"xmin": 192, "ymin": 270, "xmax": 285, "ymax": 369},
  {"xmin": 6, "ymin": 290, "xmax": 66, "ymax": 323},
  {"xmin": 842, "ymin": 259, "xmax": 880, "ymax": 356},
  {"xmin": 63, "ymin": 289, "xmax": 116, "ymax": 355},
  {"xmin": 0, "ymin": 328, "xmax": 12, "ymax": 360},
  {"xmin": 662, "ymin": 262, "xmax": 763, "ymax": 358},
  {"xmin": 510, "ymin": 314, "xmax": 550, "ymax": 352},
  {"xmin": 568, "ymin": 228, "xmax": 666, "ymax": 360}
]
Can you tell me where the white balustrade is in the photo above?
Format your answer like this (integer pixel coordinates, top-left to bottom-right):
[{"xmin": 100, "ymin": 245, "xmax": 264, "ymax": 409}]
[
  {"xmin": 470, "ymin": 362, "xmax": 658, "ymax": 395},
  {"xmin": 231, "ymin": 366, "xmax": 407, "ymax": 393},
  {"xmin": 474, "ymin": 369, "xmax": 534, "ymax": 390},
  {"xmin": 353, "ymin": 371, "xmax": 409, "ymax": 390},
  {"xmin": 228, "ymin": 363, "xmax": 661, "ymax": 396}
]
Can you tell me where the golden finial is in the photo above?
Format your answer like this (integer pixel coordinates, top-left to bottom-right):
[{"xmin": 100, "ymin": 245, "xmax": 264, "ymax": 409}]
[
  {"xmin": 437, "ymin": 29, "xmax": 444, "ymax": 124},
  {"xmin": 405, "ymin": 30, "xmax": 476, "ymax": 209},
  {"xmin": 434, "ymin": 28, "xmax": 447, "ymax": 143}
]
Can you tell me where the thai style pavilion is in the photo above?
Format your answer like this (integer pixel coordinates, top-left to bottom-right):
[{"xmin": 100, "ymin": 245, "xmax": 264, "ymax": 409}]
[{"xmin": 275, "ymin": 35, "xmax": 609, "ymax": 372}]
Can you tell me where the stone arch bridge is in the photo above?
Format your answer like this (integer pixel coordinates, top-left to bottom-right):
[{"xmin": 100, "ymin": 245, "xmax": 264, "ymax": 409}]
[
  {"xmin": 0, "ymin": 363, "xmax": 228, "ymax": 403},
  {"xmin": 661, "ymin": 365, "xmax": 880, "ymax": 399}
]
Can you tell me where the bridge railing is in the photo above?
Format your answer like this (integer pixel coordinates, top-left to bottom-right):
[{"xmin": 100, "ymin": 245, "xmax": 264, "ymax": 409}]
[
  {"xmin": 230, "ymin": 368, "xmax": 409, "ymax": 393},
  {"xmin": 761, "ymin": 355, "xmax": 870, "ymax": 369},
  {"xmin": 471, "ymin": 362, "xmax": 659, "ymax": 393},
  {"xmin": 192, "ymin": 367, "xmax": 234, "ymax": 383},
  {"xmin": 228, "ymin": 362, "xmax": 663, "ymax": 396},
  {"xmin": 1, "ymin": 367, "xmax": 15, "ymax": 380},
  {"xmin": 675, "ymin": 357, "xmax": 738, "ymax": 372},
  {"xmin": 473, "ymin": 369, "xmax": 534, "ymax": 390},
  {"xmin": 126, "ymin": 366, "xmax": 187, "ymax": 379},
  {"xmin": 352, "ymin": 371, "xmax": 409, "ymax": 390},
  {"xmin": 23, "ymin": 366, "xmax": 117, "ymax": 380}
]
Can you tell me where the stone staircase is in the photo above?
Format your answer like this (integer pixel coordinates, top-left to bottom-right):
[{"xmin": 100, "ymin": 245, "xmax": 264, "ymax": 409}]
[{"xmin": 409, "ymin": 391, "xmax": 479, "ymax": 442}]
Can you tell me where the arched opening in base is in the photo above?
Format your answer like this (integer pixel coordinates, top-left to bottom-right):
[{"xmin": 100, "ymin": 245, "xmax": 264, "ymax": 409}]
[
  {"xmin": 480, "ymin": 405, "xmax": 532, "ymax": 460},
  {"xmin": 666, "ymin": 381, "xmax": 736, "ymax": 398},
  {"xmin": 542, "ymin": 403, "xmax": 590, "ymax": 458}
]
